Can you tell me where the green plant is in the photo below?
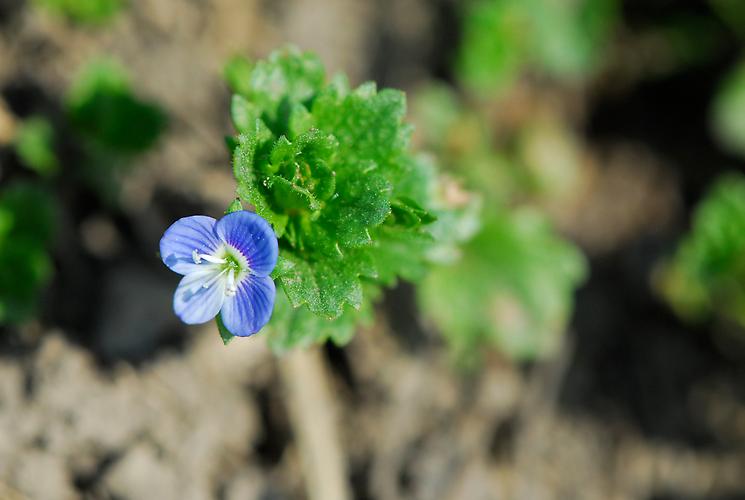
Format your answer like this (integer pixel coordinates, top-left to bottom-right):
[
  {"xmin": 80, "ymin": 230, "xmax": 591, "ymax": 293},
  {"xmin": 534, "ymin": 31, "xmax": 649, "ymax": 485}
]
[
  {"xmin": 456, "ymin": 0, "xmax": 618, "ymax": 93},
  {"xmin": 222, "ymin": 47, "xmax": 441, "ymax": 348},
  {"xmin": 412, "ymin": 84, "xmax": 587, "ymax": 363},
  {"xmin": 658, "ymin": 173, "xmax": 745, "ymax": 327},
  {"xmin": 712, "ymin": 61, "xmax": 745, "ymax": 158},
  {"xmin": 14, "ymin": 117, "xmax": 59, "ymax": 176},
  {"xmin": 0, "ymin": 184, "xmax": 55, "ymax": 324},
  {"xmin": 66, "ymin": 58, "xmax": 166, "ymax": 155},
  {"xmin": 419, "ymin": 210, "xmax": 586, "ymax": 363},
  {"xmin": 33, "ymin": 0, "xmax": 123, "ymax": 25}
]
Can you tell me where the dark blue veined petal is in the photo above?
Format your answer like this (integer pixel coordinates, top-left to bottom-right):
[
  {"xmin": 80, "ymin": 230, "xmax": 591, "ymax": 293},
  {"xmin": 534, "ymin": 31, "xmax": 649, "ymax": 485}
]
[
  {"xmin": 214, "ymin": 211, "xmax": 278, "ymax": 277},
  {"xmin": 160, "ymin": 216, "xmax": 221, "ymax": 275},
  {"xmin": 173, "ymin": 266, "xmax": 226, "ymax": 324},
  {"xmin": 220, "ymin": 274, "xmax": 276, "ymax": 336}
]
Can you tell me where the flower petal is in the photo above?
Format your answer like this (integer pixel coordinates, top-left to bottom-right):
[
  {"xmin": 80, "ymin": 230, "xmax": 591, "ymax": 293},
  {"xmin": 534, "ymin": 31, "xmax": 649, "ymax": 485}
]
[
  {"xmin": 160, "ymin": 216, "xmax": 221, "ymax": 274},
  {"xmin": 173, "ymin": 266, "xmax": 226, "ymax": 324},
  {"xmin": 214, "ymin": 211, "xmax": 278, "ymax": 277},
  {"xmin": 220, "ymin": 275, "xmax": 276, "ymax": 336}
]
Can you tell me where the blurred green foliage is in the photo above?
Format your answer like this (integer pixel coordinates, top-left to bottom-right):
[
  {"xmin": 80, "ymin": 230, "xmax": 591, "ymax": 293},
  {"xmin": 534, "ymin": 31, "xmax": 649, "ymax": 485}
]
[
  {"xmin": 420, "ymin": 210, "xmax": 586, "ymax": 362},
  {"xmin": 33, "ymin": 0, "xmax": 123, "ymax": 25},
  {"xmin": 712, "ymin": 61, "xmax": 745, "ymax": 158},
  {"xmin": 225, "ymin": 47, "xmax": 442, "ymax": 349},
  {"xmin": 412, "ymin": 85, "xmax": 511, "ymax": 200},
  {"xmin": 659, "ymin": 173, "xmax": 745, "ymax": 328},
  {"xmin": 413, "ymin": 84, "xmax": 585, "ymax": 206},
  {"xmin": 710, "ymin": 0, "xmax": 745, "ymax": 38},
  {"xmin": 0, "ymin": 184, "xmax": 55, "ymax": 324},
  {"xmin": 14, "ymin": 117, "xmax": 59, "ymax": 176},
  {"xmin": 457, "ymin": 0, "xmax": 617, "ymax": 92},
  {"xmin": 413, "ymin": 83, "xmax": 587, "ymax": 362},
  {"xmin": 66, "ymin": 59, "xmax": 166, "ymax": 155},
  {"xmin": 0, "ymin": 55, "xmax": 169, "ymax": 326},
  {"xmin": 223, "ymin": 55, "xmax": 254, "ymax": 100}
]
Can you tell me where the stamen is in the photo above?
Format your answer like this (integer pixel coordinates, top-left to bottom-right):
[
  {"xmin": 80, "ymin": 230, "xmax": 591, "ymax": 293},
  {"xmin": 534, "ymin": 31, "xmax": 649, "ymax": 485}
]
[
  {"xmin": 202, "ymin": 268, "xmax": 228, "ymax": 289},
  {"xmin": 199, "ymin": 254, "xmax": 227, "ymax": 264},
  {"xmin": 226, "ymin": 268, "xmax": 237, "ymax": 297},
  {"xmin": 192, "ymin": 249, "xmax": 227, "ymax": 265}
]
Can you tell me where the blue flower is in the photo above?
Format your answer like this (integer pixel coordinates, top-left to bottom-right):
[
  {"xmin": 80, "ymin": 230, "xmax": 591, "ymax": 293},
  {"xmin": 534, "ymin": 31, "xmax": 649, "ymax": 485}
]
[{"xmin": 159, "ymin": 211, "xmax": 278, "ymax": 337}]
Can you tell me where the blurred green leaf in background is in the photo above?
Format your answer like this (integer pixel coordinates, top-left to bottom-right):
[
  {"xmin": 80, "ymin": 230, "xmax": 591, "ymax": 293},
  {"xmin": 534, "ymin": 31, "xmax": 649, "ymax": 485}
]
[
  {"xmin": 412, "ymin": 81, "xmax": 588, "ymax": 363},
  {"xmin": 710, "ymin": 0, "xmax": 745, "ymax": 39},
  {"xmin": 712, "ymin": 61, "xmax": 745, "ymax": 158},
  {"xmin": 33, "ymin": 0, "xmax": 123, "ymax": 25},
  {"xmin": 66, "ymin": 58, "xmax": 166, "ymax": 155},
  {"xmin": 658, "ymin": 173, "xmax": 745, "ymax": 328},
  {"xmin": 457, "ymin": 0, "xmax": 618, "ymax": 93},
  {"xmin": 223, "ymin": 55, "xmax": 254, "ymax": 99},
  {"xmin": 420, "ymin": 210, "xmax": 587, "ymax": 364},
  {"xmin": 14, "ymin": 117, "xmax": 59, "ymax": 176},
  {"xmin": 0, "ymin": 184, "xmax": 55, "ymax": 324}
]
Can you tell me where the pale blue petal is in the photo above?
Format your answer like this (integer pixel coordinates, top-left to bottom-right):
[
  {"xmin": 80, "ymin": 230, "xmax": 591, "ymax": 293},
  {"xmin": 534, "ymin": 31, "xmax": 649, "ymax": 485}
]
[
  {"xmin": 173, "ymin": 267, "xmax": 226, "ymax": 324},
  {"xmin": 160, "ymin": 216, "xmax": 221, "ymax": 275},
  {"xmin": 220, "ymin": 275, "xmax": 276, "ymax": 336},
  {"xmin": 214, "ymin": 211, "xmax": 278, "ymax": 277}
]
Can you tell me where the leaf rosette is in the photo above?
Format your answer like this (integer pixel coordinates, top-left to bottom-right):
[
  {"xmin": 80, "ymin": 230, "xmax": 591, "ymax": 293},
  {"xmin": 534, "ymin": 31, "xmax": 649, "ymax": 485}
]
[{"xmin": 226, "ymin": 48, "xmax": 437, "ymax": 346}]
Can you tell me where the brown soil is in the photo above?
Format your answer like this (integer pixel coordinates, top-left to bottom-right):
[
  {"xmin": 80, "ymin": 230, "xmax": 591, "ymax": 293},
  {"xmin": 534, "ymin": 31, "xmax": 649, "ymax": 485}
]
[{"xmin": 1, "ymin": 1, "xmax": 744, "ymax": 499}]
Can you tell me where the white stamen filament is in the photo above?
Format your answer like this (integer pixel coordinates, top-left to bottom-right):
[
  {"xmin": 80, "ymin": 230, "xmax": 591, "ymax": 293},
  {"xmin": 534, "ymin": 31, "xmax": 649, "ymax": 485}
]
[
  {"xmin": 226, "ymin": 268, "xmax": 237, "ymax": 297},
  {"xmin": 192, "ymin": 249, "xmax": 227, "ymax": 265},
  {"xmin": 191, "ymin": 245, "xmax": 248, "ymax": 297},
  {"xmin": 202, "ymin": 267, "xmax": 228, "ymax": 289}
]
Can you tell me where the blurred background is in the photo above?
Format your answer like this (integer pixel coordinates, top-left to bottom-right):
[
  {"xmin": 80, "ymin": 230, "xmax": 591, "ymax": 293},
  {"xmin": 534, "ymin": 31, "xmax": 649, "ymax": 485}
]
[{"xmin": 1, "ymin": 0, "xmax": 745, "ymax": 499}]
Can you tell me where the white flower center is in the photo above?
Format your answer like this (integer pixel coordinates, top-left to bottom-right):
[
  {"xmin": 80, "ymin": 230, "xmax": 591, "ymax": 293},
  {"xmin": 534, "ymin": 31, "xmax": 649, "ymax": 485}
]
[{"xmin": 191, "ymin": 244, "xmax": 249, "ymax": 297}]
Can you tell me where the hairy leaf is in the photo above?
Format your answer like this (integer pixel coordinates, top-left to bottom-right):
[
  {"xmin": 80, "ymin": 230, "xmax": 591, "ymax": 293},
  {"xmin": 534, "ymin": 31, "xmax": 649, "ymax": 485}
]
[{"xmin": 227, "ymin": 48, "xmax": 437, "ymax": 326}]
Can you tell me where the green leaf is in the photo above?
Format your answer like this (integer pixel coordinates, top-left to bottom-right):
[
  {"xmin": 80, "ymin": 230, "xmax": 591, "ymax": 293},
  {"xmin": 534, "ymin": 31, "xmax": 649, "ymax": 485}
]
[
  {"xmin": 225, "ymin": 199, "xmax": 243, "ymax": 214},
  {"xmin": 277, "ymin": 249, "xmax": 376, "ymax": 319},
  {"xmin": 658, "ymin": 173, "xmax": 745, "ymax": 327},
  {"xmin": 288, "ymin": 103, "xmax": 314, "ymax": 138},
  {"xmin": 216, "ymin": 314, "xmax": 235, "ymax": 345},
  {"xmin": 456, "ymin": 0, "xmax": 528, "ymax": 92},
  {"xmin": 712, "ymin": 61, "xmax": 745, "ymax": 158},
  {"xmin": 266, "ymin": 290, "xmax": 376, "ymax": 352},
  {"xmin": 14, "ymin": 117, "xmax": 58, "ymax": 176},
  {"xmin": 370, "ymin": 226, "xmax": 433, "ymax": 286},
  {"xmin": 224, "ymin": 55, "xmax": 254, "ymax": 97},
  {"xmin": 231, "ymin": 95, "xmax": 261, "ymax": 135},
  {"xmin": 318, "ymin": 163, "xmax": 392, "ymax": 247},
  {"xmin": 66, "ymin": 59, "xmax": 166, "ymax": 155},
  {"xmin": 390, "ymin": 197, "xmax": 437, "ymax": 228},
  {"xmin": 419, "ymin": 210, "xmax": 586, "ymax": 363},
  {"xmin": 271, "ymin": 254, "xmax": 295, "ymax": 279},
  {"xmin": 33, "ymin": 0, "xmax": 123, "ymax": 25},
  {"xmin": 527, "ymin": 0, "xmax": 617, "ymax": 79},
  {"xmin": 0, "ymin": 183, "xmax": 55, "ymax": 324},
  {"xmin": 314, "ymin": 84, "xmax": 412, "ymax": 184},
  {"xmin": 456, "ymin": 0, "xmax": 617, "ymax": 92},
  {"xmin": 241, "ymin": 46, "xmax": 325, "ymax": 131},
  {"xmin": 233, "ymin": 126, "xmax": 289, "ymax": 236}
]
